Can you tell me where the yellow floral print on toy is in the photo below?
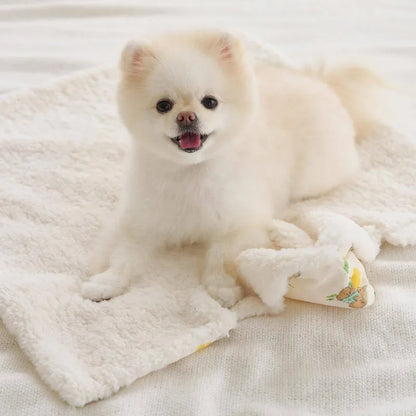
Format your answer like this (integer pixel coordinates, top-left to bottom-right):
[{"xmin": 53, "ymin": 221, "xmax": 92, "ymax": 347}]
[
  {"xmin": 327, "ymin": 266, "xmax": 368, "ymax": 308},
  {"xmin": 264, "ymin": 247, "xmax": 375, "ymax": 310},
  {"xmin": 350, "ymin": 267, "xmax": 361, "ymax": 289}
]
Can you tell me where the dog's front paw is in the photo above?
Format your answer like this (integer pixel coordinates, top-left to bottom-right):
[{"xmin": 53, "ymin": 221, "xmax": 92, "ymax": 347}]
[
  {"xmin": 81, "ymin": 270, "xmax": 128, "ymax": 301},
  {"xmin": 206, "ymin": 284, "xmax": 244, "ymax": 308}
]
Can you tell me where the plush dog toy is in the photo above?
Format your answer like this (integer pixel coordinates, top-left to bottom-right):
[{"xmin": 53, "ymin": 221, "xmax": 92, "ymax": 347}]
[{"xmin": 236, "ymin": 212, "xmax": 378, "ymax": 314}]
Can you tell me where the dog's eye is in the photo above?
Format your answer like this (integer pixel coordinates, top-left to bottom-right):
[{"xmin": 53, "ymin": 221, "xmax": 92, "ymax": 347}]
[
  {"xmin": 201, "ymin": 96, "xmax": 218, "ymax": 110},
  {"xmin": 156, "ymin": 99, "xmax": 174, "ymax": 113}
]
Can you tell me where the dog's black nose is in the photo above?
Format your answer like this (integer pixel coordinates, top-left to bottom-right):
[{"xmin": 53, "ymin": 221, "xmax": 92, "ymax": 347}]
[{"xmin": 177, "ymin": 111, "xmax": 197, "ymax": 127}]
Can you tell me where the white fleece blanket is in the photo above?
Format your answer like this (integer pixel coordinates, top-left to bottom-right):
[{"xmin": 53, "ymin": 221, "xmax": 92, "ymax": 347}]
[
  {"xmin": 1, "ymin": 49, "xmax": 415, "ymax": 407},
  {"xmin": 0, "ymin": 68, "xmax": 241, "ymax": 406}
]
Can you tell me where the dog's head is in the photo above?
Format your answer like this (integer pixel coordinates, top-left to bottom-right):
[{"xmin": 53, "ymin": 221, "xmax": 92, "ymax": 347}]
[{"xmin": 117, "ymin": 31, "xmax": 257, "ymax": 164}]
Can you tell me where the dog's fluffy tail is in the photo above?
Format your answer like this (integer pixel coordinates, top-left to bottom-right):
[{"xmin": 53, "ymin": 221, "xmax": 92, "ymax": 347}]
[{"xmin": 305, "ymin": 63, "xmax": 392, "ymax": 141}]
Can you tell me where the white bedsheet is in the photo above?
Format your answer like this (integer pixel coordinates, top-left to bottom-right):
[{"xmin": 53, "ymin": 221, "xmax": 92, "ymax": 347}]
[{"xmin": 1, "ymin": 1, "xmax": 415, "ymax": 415}]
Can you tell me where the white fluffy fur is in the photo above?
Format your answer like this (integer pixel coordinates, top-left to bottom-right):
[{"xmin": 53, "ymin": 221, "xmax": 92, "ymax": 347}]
[{"xmin": 82, "ymin": 31, "xmax": 384, "ymax": 306}]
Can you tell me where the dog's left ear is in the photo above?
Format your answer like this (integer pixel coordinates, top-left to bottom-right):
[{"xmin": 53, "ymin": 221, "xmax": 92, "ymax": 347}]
[
  {"xmin": 215, "ymin": 33, "xmax": 240, "ymax": 61},
  {"xmin": 203, "ymin": 32, "xmax": 244, "ymax": 64}
]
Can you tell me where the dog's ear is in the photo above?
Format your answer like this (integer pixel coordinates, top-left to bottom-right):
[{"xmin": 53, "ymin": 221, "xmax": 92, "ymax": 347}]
[
  {"xmin": 119, "ymin": 40, "xmax": 155, "ymax": 78},
  {"xmin": 216, "ymin": 33, "xmax": 240, "ymax": 61},
  {"xmin": 203, "ymin": 32, "xmax": 244, "ymax": 64}
]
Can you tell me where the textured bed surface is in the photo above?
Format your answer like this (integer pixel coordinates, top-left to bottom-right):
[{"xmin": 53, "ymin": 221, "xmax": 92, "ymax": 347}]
[{"xmin": 1, "ymin": 1, "xmax": 415, "ymax": 415}]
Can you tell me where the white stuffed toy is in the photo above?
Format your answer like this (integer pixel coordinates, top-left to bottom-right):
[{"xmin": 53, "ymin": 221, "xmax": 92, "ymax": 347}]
[{"xmin": 235, "ymin": 211, "xmax": 378, "ymax": 316}]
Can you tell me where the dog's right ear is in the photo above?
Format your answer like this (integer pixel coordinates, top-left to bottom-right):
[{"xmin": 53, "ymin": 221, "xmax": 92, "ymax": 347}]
[{"xmin": 119, "ymin": 40, "xmax": 155, "ymax": 78}]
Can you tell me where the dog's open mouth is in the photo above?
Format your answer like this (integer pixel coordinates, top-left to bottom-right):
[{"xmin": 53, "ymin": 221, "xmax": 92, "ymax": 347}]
[{"xmin": 170, "ymin": 132, "xmax": 209, "ymax": 153}]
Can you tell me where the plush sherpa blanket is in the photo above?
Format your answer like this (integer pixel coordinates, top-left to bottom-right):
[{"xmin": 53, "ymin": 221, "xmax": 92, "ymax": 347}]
[
  {"xmin": 0, "ymin": 67, "xmax": 240, "ymax": 407},
  {"xmin": 0, "ymin": 48, "xmax": 415, "ymax": 406}
]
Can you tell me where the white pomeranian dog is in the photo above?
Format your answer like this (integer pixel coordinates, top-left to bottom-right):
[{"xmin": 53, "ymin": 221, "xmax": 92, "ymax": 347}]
[{"xmin": 82, "ymin": 31, "xmax": 385, "ymax": 307}]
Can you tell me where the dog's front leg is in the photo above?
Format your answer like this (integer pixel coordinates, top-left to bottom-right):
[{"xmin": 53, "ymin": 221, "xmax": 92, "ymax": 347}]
[
  {"xmin": 202, "ymin": 239, "xmax": 245, "ymax": 308},
  {"xmin": 81, "ymin": 232, "xmax": 153, "ymax": 301},
  {"xmin": 203, "ymin": 225, "xmax": 273, "ymax": 308}
]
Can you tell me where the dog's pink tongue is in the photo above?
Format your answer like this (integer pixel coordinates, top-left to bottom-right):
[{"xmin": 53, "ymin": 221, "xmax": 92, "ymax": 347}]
[{"xmin": 180, "ymin": 132, "xmax": 201, "ymax": 149}]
